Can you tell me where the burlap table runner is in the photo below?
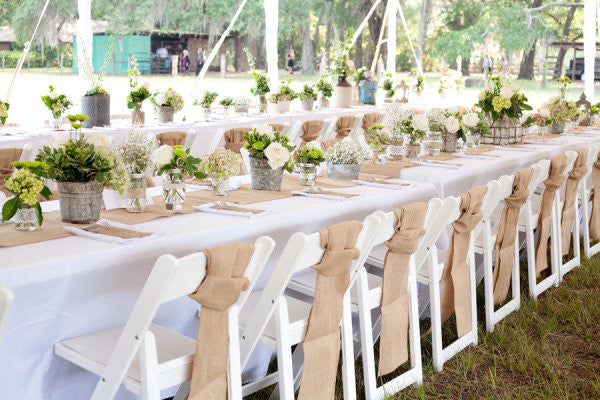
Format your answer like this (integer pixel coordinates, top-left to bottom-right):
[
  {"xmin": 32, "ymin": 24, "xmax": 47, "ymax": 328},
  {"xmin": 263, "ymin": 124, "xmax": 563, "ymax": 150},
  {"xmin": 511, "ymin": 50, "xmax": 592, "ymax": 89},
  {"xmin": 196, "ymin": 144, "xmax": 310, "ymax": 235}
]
[
  {"xmin": 157, "ymin": 131, "xmax": 187, "ymax": 146},
  {"xmin": 0, "ymin": 148, "xmax": 23, "ymax": 196},
  {"xmin": 492, "ymin": 167, "xmax": 534, "ymax": 305},
  {"xmin": 101, "ymin": 199, "xmax": 199, "ymax": 224},
  {"xmin": 535, "ymin": 153, "xmax": 567, "ymax": 276},
  {"xmin": 560, "ymin": 148, "xmax": 588, "ymax": 255},
  {"xmin": 440, "ymin": 186, "xmax": 487, "ymax": 337},
  {"xmin": 298, "ymin": 221, "xmax": 362, "ymax": 400},
  {"xmin": 463, "ymin": 144, "xmax": 497, "ymax": 155},
  {"xmin": 590, "ymin": 152, "xmax": 600, "ymax": 240},
  {"xmin": 188, "ymin": 242, "xmax": 254, "ymax": 400},
  {"xmin": 360, "ymin": 160, "xmax": 414, "ymax": 176},
  {"xmin": 0, "ymin": 211, "xmax": 72, "ymax": 247},
  {"xmin": 82, "ymin": 224, "xmax": 152, "ymax": 239},
  {"xmin": 224, "ymin": 127, "xmax": 251, "ymax": 154},
  {"xmin": 300, "ymin": 120, "xmax": 324, "ymax": 144},
  {"xmin": 378, "ymin": 203, "xmax": 426, "ymax": 376}
]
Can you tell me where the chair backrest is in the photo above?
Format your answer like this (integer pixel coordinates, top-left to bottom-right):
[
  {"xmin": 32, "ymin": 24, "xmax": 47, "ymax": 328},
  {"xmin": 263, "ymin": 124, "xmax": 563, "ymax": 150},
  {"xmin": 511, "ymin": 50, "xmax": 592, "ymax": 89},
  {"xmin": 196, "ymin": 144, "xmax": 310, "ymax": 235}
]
[
  {"xmin": 361, "ymin": 112, "xmax": 383, "ymax": 136},
  {"xmin": 563, "ymin": 150, "xmax": 579, "ymax": 178},
  {"xmin": 320, "ymin": 118, "xmax": 337, "ymax": 141},
  {"xmin": 184, "ymin": 131, "xmax": 198, "ymax": 148},
  {"xmin": 349, "ymin": 113, "xmax": 364, "ymax": 138},
  {"xmin": 0, "ymin": 286, "xmax": 14, "ymax": 343},
  {"xmin": 224, "ymin": 127, "xmax": 252, "ymax": 154},
  {"xmin": 19, "ymin": 144, "xmax": 33, "ymax": 162},
  {"xmin": 92, "ymin": 236, "xmax": 275, "ymax": 399},
  {"xmin": 472, "ymin": 175, "xmax": 515, "ymax": 239},
  {"xmin": 156, "ymin": 131, "xmax": 187, "ymax": 147},
  {"xmin": 239, "ymin": 213, "xmax": 381, "ymax": 368},
  {"xmin": 287, "ymin": 120, "xmax": 304, "ymax": 144},
  {"xmin": 527, "ymin": 159, "xmax": 551, "ymax": 194},
  {"xmin": 584, "ymin": 143, "xmax": 600, "ymax": 188}
]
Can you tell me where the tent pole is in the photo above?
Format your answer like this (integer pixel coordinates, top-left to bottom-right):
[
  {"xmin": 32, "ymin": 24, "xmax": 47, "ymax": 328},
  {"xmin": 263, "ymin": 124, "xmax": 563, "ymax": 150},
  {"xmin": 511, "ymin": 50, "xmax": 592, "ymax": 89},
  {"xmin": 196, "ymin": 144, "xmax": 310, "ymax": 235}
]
[
  {"xmin": 264, "ymin": 0, "xmax": 279, "ymax": 84},
  {"xmin": 395, "ymin": 0, "xmax": 421, "ymax": 73},
  {"xmin": 370, "ymin": 8, "xmax": 389, "ymax": 74},
  {"xmin": 584, "ymin": 0, "xmax": 596, "ymax": 101},
  {"xmin": 386, "ymin": 0, "xmax": 397, "ymax": 74},
  {"xmin": 349, "ymin": 0, "xmax": 383, "ymax": 51}
]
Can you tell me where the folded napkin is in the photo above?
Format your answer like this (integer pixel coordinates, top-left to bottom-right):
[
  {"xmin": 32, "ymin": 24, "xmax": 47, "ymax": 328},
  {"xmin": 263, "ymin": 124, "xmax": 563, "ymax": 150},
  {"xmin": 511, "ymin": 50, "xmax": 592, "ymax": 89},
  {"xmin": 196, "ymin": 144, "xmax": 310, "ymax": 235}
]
[
  {"xmin": 411, "ymin": 160, "xmax": 461, "ymax": 169},
  {"xmin": 352, "ymin": 178, "xmax": 413, "ymax": 190},
  {"xmin": 92, "ymin": 126, "xmax": 121, "ymax": 132},
  {"xmin": 453, "ymin": 153, "xmax": 499, "ymax": 160},
  {"xmin": 245, "ymin": 113, "xmax": 270, "ymax": 118},
  {"xmin": 523, "ymin": 139, "xmax": 566, "ymax": 145},
  {"xmin": 63, "ymin": 219, "xmax": 161, "ymax": 244},
  {"xmin": 193, "ymin": 202, "xmax": 271, "ymax": 218},
  {"xmin": 186, "ymin": 180, "xmax": 242, "ymax": 192},
  {"xmin": 291, "ymin": 187, "xmax": 360, "ymax": 200},
  {"xmin": 494, "ymin": 145, "xmax": 536, "ymax": 152}
]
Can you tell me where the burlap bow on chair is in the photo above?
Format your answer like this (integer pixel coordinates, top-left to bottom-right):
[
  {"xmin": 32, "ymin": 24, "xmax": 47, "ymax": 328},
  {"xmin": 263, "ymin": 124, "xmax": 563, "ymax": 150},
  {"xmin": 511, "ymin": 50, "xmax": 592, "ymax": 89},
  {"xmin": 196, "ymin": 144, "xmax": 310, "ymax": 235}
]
[
  {"xmin": 378, "ymin": 203, "xmax": 427, "ymax": 376},
  {"xmin": 224, "ymin": 127, "xmax": 251, "ymax": 154},
  {"xmin": 0, "ymin": 148, "xmax": 23, "ymax": 196},
  {"xmin": 492, "ymin": 167, "xmax": 534, "ymax": 305},
  {"xmin": 560, "ymin": 148, "xmax": 588, "ymax": 256},
  {"xmin": 535, "ymin": 154, "xmax": 567, "ymax": 276},
  {"xmin": 362, "ymin": 112, "xmax": 382, "ymax": 137},
  {"xmin": 334, "ymin": 116, "xmax": 357, "ymax": 139},
  {"xmin": 157, "ymin": 131, "xmax": 188, "ymax": 147},
  {"xmin": 269, "ymin": 123, "xmax": 285, "ymax": 133},
  {"xmin": 300, "ymin": 120, "xmax": 325, "ymax": 144},
  {"xmin": 187, "ymin": 242, "xmax": 254, "ymax": 400},
  {"xmin": 590, "ymin": 152, "xmax": 600, "ymax": 240},
  {"xmin": 298, "ymin": 221, "xmax": 363, "ymax": 400},
  {"xmin": 440, "ymin": 186, "xmax": 487, "ymax": 337}
]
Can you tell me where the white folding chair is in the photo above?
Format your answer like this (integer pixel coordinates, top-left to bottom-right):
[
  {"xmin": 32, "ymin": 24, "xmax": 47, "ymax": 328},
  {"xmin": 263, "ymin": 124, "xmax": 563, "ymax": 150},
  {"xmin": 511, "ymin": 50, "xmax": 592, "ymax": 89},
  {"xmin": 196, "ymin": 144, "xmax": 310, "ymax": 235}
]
[
  {"xmin": 320, "ymin": 118, "xmax": 338, "ymax": 141},
  {"xmin": 286, "ymin": 120, "xmax": 303, "ymax": 145},
  {"xmin": 0, "ymin": 286, "xmax": 14, "ymax": 343},
  {"xmin": 554, "ymin": 150, "xmax": 584, "ymax": 281},
  {"xmin": 349, "ymin": 113, "xmax": 364, "ymax": 139},
  {"xmin": 580, "ymin": 143, "xmax": 600, "ymax": 258},
  {"xmin": 55, "ymin": 237, "xmax": 275, "ymax": 400},
  {"xmin": 240, "ymin": 148, "xmax": 251, "ymax": 175},
  {"xmin": 19, "ymin": 144, "xmax": 32, "ymax": 162},
  {"xmin": 473, "ymin": 175, "xmax": 518, "ymax": 332},
  {"xmin": 190, "ymin": 128, "xmax": 225, "ymax": 157},
  {"xmin": 183, "ymin": 130, "xmax": 198, "ymax": 148},
  {"xmin": 239, "ymin": 213, "xmax": 381, "ymax": 400}
]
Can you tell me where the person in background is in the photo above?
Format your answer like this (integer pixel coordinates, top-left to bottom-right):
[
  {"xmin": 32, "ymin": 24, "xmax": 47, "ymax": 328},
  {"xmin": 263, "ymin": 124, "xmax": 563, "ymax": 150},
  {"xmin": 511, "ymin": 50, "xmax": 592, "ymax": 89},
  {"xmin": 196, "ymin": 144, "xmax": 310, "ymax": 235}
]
[
  {"xmin": 286, "ymin": 48, "xmax": 295, "ymax": 74},
  {"xmin": 196, "ymin": 48, "xmax": 205, "ymax": 76},
  {"xmin": 181, "ymin": 49, "xmax": 190, "ymax": 75},
  {"xmin": 482, "ymin": 54, "xmax": 492, "ymax": 81},
  {"xmin": 500, "ymin": 57, "xmax": 507, "ymax": 73}
]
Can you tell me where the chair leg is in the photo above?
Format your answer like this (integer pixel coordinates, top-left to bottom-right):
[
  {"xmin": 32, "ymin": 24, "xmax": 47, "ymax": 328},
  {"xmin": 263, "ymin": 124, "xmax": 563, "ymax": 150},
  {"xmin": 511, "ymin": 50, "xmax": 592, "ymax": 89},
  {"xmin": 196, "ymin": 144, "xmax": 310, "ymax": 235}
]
[
  {"xmin": 227, "ymin": 308, "xmax": 243, "ymax": 400},
  {"xmin": 408, "ymin": 262, "xmax": 423, "ymax": 385},
  {"xmin": 524, "ymin": 203, "xmax": 538, "ymax": 299},
  {"xmin": 356, "ymin": 267, "xmax": 377, "ymax": 399},
  {"xmin": 481, "ymin": 222, "xmax": 495, "ymax": 332},
  {"xmin": 468, "ymin": 244, "xmax": 478, "ymax": 346},
  {"xmin": 139, "ymin": 331, "xmax": 161, "ymax": 400},
  {"xmin": 273, "ymin": 298, "xmax": 295, "ymax": 400},
  {"xmin": 428, "ymin": 261, "xmax": 444, "ymax": 372},
  {"xmin": 550, "ymin": 196, "xmax": 561, "ymax": 288},
  {"xmin": 341, "ymin": 293, "xmax": 357, "ymax": 400}
]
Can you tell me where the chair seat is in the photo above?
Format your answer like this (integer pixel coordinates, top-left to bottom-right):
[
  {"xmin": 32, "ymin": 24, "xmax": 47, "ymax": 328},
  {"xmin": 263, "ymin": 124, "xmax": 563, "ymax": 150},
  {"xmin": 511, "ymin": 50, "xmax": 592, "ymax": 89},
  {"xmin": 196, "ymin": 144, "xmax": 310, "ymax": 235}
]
[
  {"xmin": 54, "ymin": 323, "xmax": 196, "ymax": 395},
  {"xmin": 239, "ymin": 290, "xmax": 312, "ymax": 348}
]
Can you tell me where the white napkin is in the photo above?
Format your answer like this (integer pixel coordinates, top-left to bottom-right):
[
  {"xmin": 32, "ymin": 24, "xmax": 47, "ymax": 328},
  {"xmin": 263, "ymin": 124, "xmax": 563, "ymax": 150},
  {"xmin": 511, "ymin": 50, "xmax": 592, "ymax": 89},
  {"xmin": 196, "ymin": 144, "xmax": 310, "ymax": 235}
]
[
  {"xmin": 494, "ymin": 146, "xmax": 536, "ymax": 152},
  {"xmin": 186, "ymin": 180, "xmax": 242, "ymax": 191},
  {"xmin": 452, "ymin": 153, "xmax": 498, "ymax": 160},
  {"xmin": 352, "ymin": 178, "xmax": 413, "ymax": 190},
  {"xmin": 92, "ymin": 126, "xmax": 121, "ymax": 132},
  {"xmin": 63, "ymin": 219, "xmax": 163, "ymax": 244},
  {"xmin": 193, "ymin": 202, "xmax": 271, "ymax": 218},
  {"xmin": 523, "ymin": 139, "xmax": 566, "ymax": 145},
  {"xmin": 411, "ymin": 160, "xmax": 461, "ymax": 169},
  {"xmin": 40, "ymin": 200, "xmax": 61, "ymax": 213},
  {"xmin": 291, "ymin": 187, "xmax": 362, "ymax": 201}
]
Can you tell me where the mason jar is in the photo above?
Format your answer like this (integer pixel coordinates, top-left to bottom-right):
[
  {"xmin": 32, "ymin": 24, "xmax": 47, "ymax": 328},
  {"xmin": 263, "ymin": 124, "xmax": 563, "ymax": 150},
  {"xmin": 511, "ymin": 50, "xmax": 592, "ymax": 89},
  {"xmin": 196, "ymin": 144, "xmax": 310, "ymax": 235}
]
[
  {"xmin": 162, "ymin": 169, "xmax": 186, "ymax": 210},
  {"xmin": 126, "ymin": 173, "xmax": 147, "ymax": 213},
  {"xmin": 211, "ymin": 177, "xmax": 229, "ymax": 196},
  {"xmin": 15, "ymin": 203, "xmax": 38, "ymax": 231},
  {"xmin": 298, "ymin": 163, "xmax": 317, "ymax": 186},
  {"xmin": 427, "ymin": 131, "xmax": 443, "ymax": 156}
]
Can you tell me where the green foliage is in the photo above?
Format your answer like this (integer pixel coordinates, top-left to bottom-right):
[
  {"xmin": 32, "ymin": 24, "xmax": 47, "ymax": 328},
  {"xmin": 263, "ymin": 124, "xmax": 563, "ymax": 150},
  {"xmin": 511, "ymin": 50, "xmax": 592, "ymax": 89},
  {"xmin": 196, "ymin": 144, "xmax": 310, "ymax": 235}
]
[
  {"xmin": 1, "ymin": 161, "xmax": 51, "ymax": 224},
  {"xmin": 0, "ymin": 100, "xmax": 9, "ymax": 125},
  {"xmin": 315, "ymin": 74, "xmax": 334, "ymax": 99},
  {"xmin": 243, "ymin": 128, "xmax": 295, "ymax": 173},
  {"xmin": 366, "ymin": 125, "xmax": 391, "ymax": 151},
  {"xmin": 414, "ymin": 74, "xmax": 424, "ymax": 92},
  {"xmin": 219, "ymin": 96, "xmax": 234, "ymax": 107},
  {"xmin": 127, "ymin": 86, "xmax": 151, "ymax": 110},
  {"xmin": 299, "ymin": 84, "xmax": 317, "ymax": 101},
  {"xmin": 294, "ymin": 142, "xmax": 325, "ymax": 166},
  {"xmin": 193, "ymin": 91, "xmax": 218, "ymax": 107},
  {"xmin": 381, "ymin": 73, "xmax": 395, "ymax": 96},
  {"xmin": 155, "ymin": 145, "xmax": 206, "ymax": 179},
  {"xmin": 329, "ymin": 38, "xmax": 354, "ymax": 78},
  {"xmin": 250, "ymin": 71, "xmax": 271, "ymax": 99},
  {"xmin": 352, "ymin": 66, "xmax": 368, "ymax": 83},
  {"xmin": 270, "ymin": 78, "xmax": 298, "ymax": 102},
  {"xmin": 477, "ymin": 76, "xmax": 533, "ymax": 122}
]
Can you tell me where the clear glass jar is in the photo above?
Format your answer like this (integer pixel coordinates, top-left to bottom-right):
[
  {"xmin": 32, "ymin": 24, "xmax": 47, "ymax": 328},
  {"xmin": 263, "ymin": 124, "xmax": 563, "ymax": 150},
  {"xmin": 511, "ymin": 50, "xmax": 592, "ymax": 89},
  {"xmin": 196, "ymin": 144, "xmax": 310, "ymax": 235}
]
[
  {"xmin": 15, "ymin": 202, "xmax": 38, "ymax": 231},
  {"xmin": 162, "ymin": 169, "xmax": 186, "ymax": 211},
  {"xmin": 223, "ymin": 105, "xmax": 232, "ymax": 119},
  {"xmin": 465, "ymin": 131, "xmax": 480, "ymax": 148},
  {"xmin": 202, "ymin": 106, "xmax": 211, "ymax": 120},
  {"xmin": 538, "ymin": 125, "xmax": 548, "ymax": 136},
  {"xmin": 126, "ymin": 173, "xmax": 147, "ymax": 213},
  {"xmin": 404, "ymin": 137, "xmax": 421, "ymax": 159},
  {"xmin": 372, "ymin": 150, "xmax": 387, "ymax": 164},
  {"xmin": 427, "ymin": 131, "xmax": 443, "ymax": 156},
  {"xmin": 299, "ymin": 163, "xmax": 317, "ymax": 186},
  {"xmin": 211, "ymin": 177, "xmax": 229, "ymax": 196},
  {"xmin": 388, "ymin": 135, "xmax": 404, "ymax": 160},
  {"xmin": 51, "ymin": 113, "xmax": 62, "ymax": 130}
]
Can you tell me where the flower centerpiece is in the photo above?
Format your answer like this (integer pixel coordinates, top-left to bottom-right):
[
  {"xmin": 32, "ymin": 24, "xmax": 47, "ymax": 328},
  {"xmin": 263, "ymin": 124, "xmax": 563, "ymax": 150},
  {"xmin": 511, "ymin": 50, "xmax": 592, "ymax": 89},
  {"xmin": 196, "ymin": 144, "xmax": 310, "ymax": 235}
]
[
  {"xmin": 299, "ymin": 83, "xmax": 317, "ymax": 111},
  {"xmin": 540, "ymin": 97, "xmax": 580, "ymax": 134},
  {"xmin": 366, "ymin": 125, "xmax": 391, "ymax": 164},
  {"xmin": 476, "ymin": 76, "xmax": 532, "ymax": 144},
  {"xmin": 0, "ymin": 100, "xmax": 9, "ymax": 126},
  {"xmin": 437, "ymin": 77, "xmax": 451, "ymax": 98},
  {"xmin": 246, "ymin": 49, "xmax": 270, "ymax": 112},
  {"xmin": 151, "ymin": 88, "xmax": 184, "ymax": 123},
  {"xmin": 233, "ymin": 95, "xmax": 251, "ymax": 113},
  {"xmin": 315, "ymin": 74, "xmax": 334, "ymax": 108},
  {"xmin": 407, "ymin": 113, "xmax": 429, "ymax": 157},
  {"xmin": 219, "ymin": 96, "xmax": 235, "ymax": 118},
  {"xmin": 427, "ymin": 108, "xmax": 453, "ymax": 152},
  {"xmin": 79, "ymin": 42, "xmax": 113, "ymax": 128},
  {"xmin": 453, "ymin": 74, "xmax": 465, "ymax": 96},
  {"xmin": 41, "ymin": 85, "xmax": 73, "ymax": 129},
  {"xmin": 294, "ymin": 141, "xmax": 325, "ymax": 186},
  {"xmin": 200, "ymin": 147, "xmax": 242, "ymax": 196},
  {"xmin": 381, "ymin": 73, "xmax": 395, "ymax": 100},
  {"xmin": 324, "ymin": 137, "xmax": 366, "ymax": 180},
  {"xmin": 153, "ymin": 145, "xmax": 206, "ymax": 210},
  {"xmin": 126, "ymin": 57, "xmax": 151, "ymax": 125},
  {"xmin": 330, "ymin": 38, "xmax": 356, "ymax": 108},
  {"xmin": 66, "ymin": 114, "xmax": 89, "ymax": 141},
  {"xmin": 114, "ymin": 129, "xmax": 154, "ymax": 212},
  {"xmin": 460, "ymin": 110, "xmax": 491, "ymax": 148},
  {"xmin": 1, "ymin": 161, "xmax": 52, "ymax": 231},
  {"xmin": 243, "ymin": 124, "xmax": 295, "ymax": 190},
  {"xmin": 382, "ymin": 103, "xmax": 411, "ymax": 159},
  {"xmin": 36, "ymin": 133, "xmax": 128, "ymax": 223},
  {"xmin": 354, "ymin": 67, "xmax": 377, "ymax": 105},
  {"xmin": 193, "ymin": 91, "xmax": 218, "ymax": 120},
  {"xmin": 414, "ymin": 74, "xmax": 424, "ymax": 96},
  {"xmin": 382, "ymin": 104, "xmax": 426, "ymax": 158},
  {"xmin": 269, "ymin": 79, "xmax": 297, "ymax": 113}
]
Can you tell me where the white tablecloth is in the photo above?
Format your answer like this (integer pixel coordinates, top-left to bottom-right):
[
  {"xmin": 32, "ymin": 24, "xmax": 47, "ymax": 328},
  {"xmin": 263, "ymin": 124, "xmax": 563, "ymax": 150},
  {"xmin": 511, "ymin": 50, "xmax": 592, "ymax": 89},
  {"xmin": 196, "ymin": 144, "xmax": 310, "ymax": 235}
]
[{"xmin": 0, "ymin": 180, "xmax": 438, "ymax": 400}]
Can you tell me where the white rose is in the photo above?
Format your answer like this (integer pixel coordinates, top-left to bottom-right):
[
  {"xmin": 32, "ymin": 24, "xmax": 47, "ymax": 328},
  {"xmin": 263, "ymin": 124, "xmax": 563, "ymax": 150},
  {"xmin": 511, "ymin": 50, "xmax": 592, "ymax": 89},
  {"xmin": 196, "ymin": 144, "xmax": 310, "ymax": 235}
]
[
  {"xmin": 49, "ymin": 91, "xmax": 59, "ymax": 100},
  {"xmin": 540, "ymin": 108, "xmax": 551, "ymax": 119},
  {"xmin": 85, "ymin": 132, "xmax": 112, "ymax": 150},
  {"xmin": 477, "ymin": 91, "xmax": 486, "ymax": 101},
  {"xmin": 500, "ymin": 86, "xmax": 514, "ymax": 99},
  {"xmin": 141, "ymin": 81, "xmax": 150, "ymax": 90},
  {"xmin": 255, "ymin": 123, "xmax": 275, "ymax": 138},
  {"xmin": 462, "ymin": 112, "xmax": 479, "ymax": 128},
  {"xmin": 50, "ymin": 132, "xmax": 70, "ymax": 148},
  {"xmin": 413, "ymin": 114, "xmax": 429, "ymax": 132},
  {"xmin": 264, "ymin": 142, "xmax": 290, "ymax": 170},
  {"xmin": 444, "ymin": 116, "xmax": 460, "ymax": 133},
  {"xmin": 152, "ymin": 145, "xmax": 174, "ymax": 167},
  {"xmin": 509, "ymin": 82, "xmax": 520, "ymax": 93},
  {"xmin": 155, "ymin": 93, "xmax": 166, "ymax": 106}
]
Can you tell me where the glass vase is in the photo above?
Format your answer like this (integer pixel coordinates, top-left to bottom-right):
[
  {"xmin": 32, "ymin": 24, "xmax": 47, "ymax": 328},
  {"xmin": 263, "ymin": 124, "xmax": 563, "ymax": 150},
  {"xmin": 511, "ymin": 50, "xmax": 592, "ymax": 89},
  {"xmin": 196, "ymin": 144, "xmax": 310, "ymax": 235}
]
[
  {"xmin": 202, "ymin": 106, "xmax": 211, "ymax": 120},
  {"xmin": 388, "ymin": 135, "xmax": 404, "ymax": 160},
  {"xmin": 51, "ymin": 113, "xmax": 63, "ymax": 130},
  {"xmin": 211, "ymin": 177, "xmax": 229, "ymax": 196},
  {"xmin": 372, "ymin": 150, "xmax": 387, "ymax": 164},
  {"xmin": 126, "ymin": 173, "xmax": 147, "ymax": 213},
  {"xmin": 15, "ymin": 202, "xmax": 38, "ymax": 231},
  {"xmin": 223, "ymin": 106, "xmax": 232, "ymax": 119},
  {"xmin": 465, "ymin": 131, "xmax": 481, "ymax": 148},
  {"xmin": 427, "ymin": 131, "xmax": 443, "ymax": 156},
  {"xmin": 404, "ymin": 139, "xmax": 421, "ymax": 159},
  {"xmin": 298, "ymin": 163, "xmax": 317, "ymax": 186},
  {"xmin": 162, "ymin": 169, "xmax": 186, "ymax": 211}
]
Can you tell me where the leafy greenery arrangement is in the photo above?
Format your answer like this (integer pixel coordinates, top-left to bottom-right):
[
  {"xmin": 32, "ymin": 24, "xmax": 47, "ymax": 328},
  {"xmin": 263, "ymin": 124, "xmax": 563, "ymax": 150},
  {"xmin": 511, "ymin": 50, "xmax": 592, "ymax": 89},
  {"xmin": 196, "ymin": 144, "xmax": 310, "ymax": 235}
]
[
  {"xmin": 382, "ymin": 73, "xmax": 395, "ymax": 97},
  {"xmin": 250, "ymin": 71, "xmax": 270, "ymax": 102},
  {"xmin": 81, "ymin": 42, "xmax": 114, "ymax": 96},
  {"xmin": 476, "ymin": 76, "xmax": 532, "ymax": 122},
  {"xmin": 200, "ymin": 147, "xmax": 242, "ymax": 181},
  {"xmin": 66, "ymin": 114, "xmax": 89, "ymax": 137},
  {"xmin": 414, "ymin": 74, "xmax": 424, "ymax": 93},
  {"xmin": 36, "ymin": 137, "xmax": 129, "ymax": 193},
  {"xmin": 219, "ymin": 96, "xmax": 234, "ymax": 107},
  {"xmin": 366, "ymin": 125, "xmax": 392, "ymax": 151},
  {"xmin": 270, "ymin": 78, "xmax": 297, "ymax": 102},
  {"xmin": 152, "ymin": 145, "xmax": 206, "ymax": 179},
  {"xmin": 193, "ymin": 91, "xmax": 218, "ymax": 108},
  {"xmin": 315, "ymin": 74, "xmax": 334, "ymax": 99},
  {"xmin": 294, "ymin": 141, "xmax": 325, "ymax": 166},
  {"xmin": 0, "ymin": 100, "xmax": 10, "ymax": 125},
  {"xmin": 557, "ymin": 75, "xmax": 572, "ymax": 99},
  {"xmin": 243, "ymin": 125, "xmax": 295, "ymax": 172},
  {"xmin": 2, "ymin": 161, "xmax": 52, "ymax": 225},
  {"xmin": 330, "ymin": 38, "xmax": 355, "ymax": 79},
  {"xmin": 459, "ymin": 111, "xmax": 491, "ymax": 140},
  {"xmin": 151, "ymin": 88, "xmax": 184, "ymax": 113},
  {"xmin": 352, "ymin": 66, "xmax": 369, "ymax": 83},
  {"xmin": 126, "ymin": 59, "xmax": 151, "ymax": 111},
  {"xmin": 299, "ymin": 84, "xmax": 317, "ymax": 101},
  {"xmin": 41, "ymin": 85, "xmax": 72, "ymax": 118},
  {"xmin": 437, "ymin": 76, "xmax": 451, "ymax": 94}
]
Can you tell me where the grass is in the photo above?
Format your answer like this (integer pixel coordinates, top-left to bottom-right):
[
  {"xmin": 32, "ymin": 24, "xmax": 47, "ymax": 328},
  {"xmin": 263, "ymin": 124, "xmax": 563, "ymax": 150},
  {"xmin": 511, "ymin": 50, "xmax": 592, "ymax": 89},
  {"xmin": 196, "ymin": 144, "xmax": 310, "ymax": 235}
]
[{"xmin": 243, "ymin": 252, "xmax": 600, "ymax": 400}]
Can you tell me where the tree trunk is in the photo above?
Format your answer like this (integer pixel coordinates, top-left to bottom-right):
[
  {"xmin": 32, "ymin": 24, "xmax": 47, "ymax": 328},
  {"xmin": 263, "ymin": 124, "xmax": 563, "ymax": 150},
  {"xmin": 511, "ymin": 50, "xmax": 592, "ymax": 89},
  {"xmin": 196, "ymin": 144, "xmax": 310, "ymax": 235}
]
[
  {"xmin": 552, "ymin": 4, "xmax": 578, "ymax": 79},
  {"xmin": 233, "ymin": 34, "xmax": 249, "ymax": 72},
  {"xmin": 518, "ymin": 40, "xmax": 537, "ymax": 80},
  {"xmin": 368, "ymin": 9, "xmax": 383, "ymax": 68},
  {"xmin": 301, "ymin": 24, "xmax": 315, "ymax": 74},
  {"xmin": 417, "ymin": 0, "xmax": 434, "ymax": 69},
  {"xmin": 461, "ymin": 57, "xmax": 470, "ymax": 76},
  {"xmin": 356, "ymin": 33, "xmax": 363, "ymax": 68},
  {"xmin": 325, "ymin": 16, "xmax": 334, "ymax": 65}
]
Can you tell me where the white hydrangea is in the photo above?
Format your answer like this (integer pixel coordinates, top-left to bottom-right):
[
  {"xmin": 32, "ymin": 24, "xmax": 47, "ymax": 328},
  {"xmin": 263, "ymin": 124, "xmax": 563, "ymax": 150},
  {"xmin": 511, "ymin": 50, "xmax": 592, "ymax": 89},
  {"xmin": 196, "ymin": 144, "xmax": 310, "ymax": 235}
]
[
  {"xmin": 444, "ymin": 116, "xmax": 460, "ymax": 133},
  {"xmin": 85, "ymin": 132, "xmax": 112, "ymax": 150},
  {"xmin": 152, "ymin": 145, "xmax": 174, "ymax": 167},
  {"xmin": 255, "ymin": 123, "xmax": 275, "ymax": 138},
  {"xmin": 477, "ymin": 91, "xmax": 486, "ymax": 101},
  {"xmin": 304, "ymin": 140, "xmax": 321, "ymax": 151},
  {"xmin": 50, "ymin": 132, "xmax": 70, "ymax": 148},
  {"xmin": 412, "ymin": 114, "xmax": 429, "ymax": 132},
  {"xmin": 462, "ymin": 112, "xmax": 480, "ymax": 128},
  {"xmin": 499, "ymin": 85, "xmax": 515, "ymax": 99},
  {"xmin": 141, "ymin": 81, "xmax": 151, "ymax": 90},
  {"xmin": 155, "ymin": 93, "xmax": 166, "ymax": 106}
]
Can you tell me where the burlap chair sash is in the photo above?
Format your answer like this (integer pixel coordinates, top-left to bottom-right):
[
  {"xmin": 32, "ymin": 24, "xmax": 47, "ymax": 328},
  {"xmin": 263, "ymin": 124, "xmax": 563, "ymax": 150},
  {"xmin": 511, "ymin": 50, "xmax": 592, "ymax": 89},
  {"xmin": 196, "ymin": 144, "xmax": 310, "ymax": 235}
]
[
  {"xmin": 0, "ymin": 148, "xmax": 23, "ymax": 195},
  {"xmin": 224, "ymin": 127, "xmax": 251, "ymax": 154},
  {"xmin": 492, "ymin": 167, "xmax": 534, "ymax": 305},
  {"xmin": 362, "ymin": 112, "xmax": 382, "ymax": 137},
  {"xmin": 535, "ymin": 154, "xmax": 567, "ymax": 276},
  {"xmin": 298, "ymin": 221, "xmax": 363, "ymax": 400},
  {"xmin": 187, "ymin": 242, "xmax": 254, "ymax": 400},
  {"xmin": 301, "ymin": 120, "xmax": 325, "ymax": 144},
  {"xmin": 334, "ymin": 116, "xmax": 356, "ymax": 139},
  {"xmin": 269, "ymin": 123, "xmax": 285, "ymax": 132},
  {"xmin": 440, "ymin": 186, "xmax": 487, "ymax": 337},
  {"xmin": 590, "ymin": 155, "xmax": 600, "ymax": 240},
  {"xmin": 560, "ymin": 149, "xmax": 588, "ymax": 255},
  {"xmin": 157, "ymin": 131, "xmax": 187, "ymax": 147},
  {"xmin": 378, "ymin": 203, "xmax": 427, "ymax": 376}
]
